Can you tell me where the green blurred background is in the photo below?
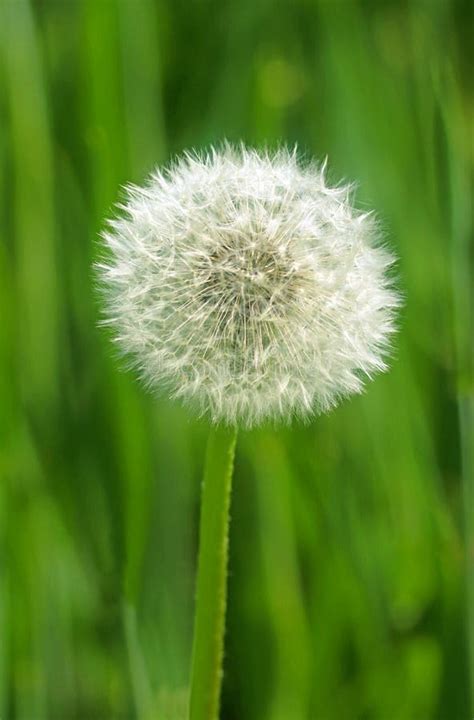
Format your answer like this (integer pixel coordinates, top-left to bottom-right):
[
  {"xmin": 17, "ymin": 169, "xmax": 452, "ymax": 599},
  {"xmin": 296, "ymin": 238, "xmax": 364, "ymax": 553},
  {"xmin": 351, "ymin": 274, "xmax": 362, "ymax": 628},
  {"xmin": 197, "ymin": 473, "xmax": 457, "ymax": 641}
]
[{"xmin": 0, "ymin": 0, "xmax": 472, "ymax": 718}]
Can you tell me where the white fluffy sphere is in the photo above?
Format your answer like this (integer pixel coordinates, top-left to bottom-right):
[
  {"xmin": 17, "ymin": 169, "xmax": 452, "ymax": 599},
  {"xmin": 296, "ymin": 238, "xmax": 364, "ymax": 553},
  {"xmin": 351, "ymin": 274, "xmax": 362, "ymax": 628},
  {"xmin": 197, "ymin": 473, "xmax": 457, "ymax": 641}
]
[{"xmin": 98, "ymin": 145, "xmax": 400, "ymax": 427}]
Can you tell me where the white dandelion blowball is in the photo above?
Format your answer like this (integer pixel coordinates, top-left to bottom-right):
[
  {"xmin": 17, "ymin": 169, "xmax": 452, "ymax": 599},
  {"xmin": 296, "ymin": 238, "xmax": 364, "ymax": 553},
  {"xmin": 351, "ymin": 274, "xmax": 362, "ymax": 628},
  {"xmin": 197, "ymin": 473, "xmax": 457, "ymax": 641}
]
[{"xmin": 99, "ymin": 145, "xmax": 400, "ymax": 428}]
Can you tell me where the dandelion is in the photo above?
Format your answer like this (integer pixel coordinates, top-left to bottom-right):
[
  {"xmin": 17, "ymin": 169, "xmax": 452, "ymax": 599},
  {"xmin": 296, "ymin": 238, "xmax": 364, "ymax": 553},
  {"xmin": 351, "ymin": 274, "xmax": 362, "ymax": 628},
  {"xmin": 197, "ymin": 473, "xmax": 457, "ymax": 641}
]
[
  {"xmin": 98, "ymin": 144, "xmax": 400, "ymax": 720},
  {"xmin": 98, "ymin": 145, "xmax": 399, "ymax": 429}
]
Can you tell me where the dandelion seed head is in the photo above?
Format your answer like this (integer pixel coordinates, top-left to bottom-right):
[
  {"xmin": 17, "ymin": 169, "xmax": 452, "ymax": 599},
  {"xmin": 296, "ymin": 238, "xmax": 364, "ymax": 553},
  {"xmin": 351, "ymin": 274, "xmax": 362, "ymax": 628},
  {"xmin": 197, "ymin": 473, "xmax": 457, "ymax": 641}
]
[{"xmin": 98, "ymin": 145, "xmax": 400, "ymax": 427}]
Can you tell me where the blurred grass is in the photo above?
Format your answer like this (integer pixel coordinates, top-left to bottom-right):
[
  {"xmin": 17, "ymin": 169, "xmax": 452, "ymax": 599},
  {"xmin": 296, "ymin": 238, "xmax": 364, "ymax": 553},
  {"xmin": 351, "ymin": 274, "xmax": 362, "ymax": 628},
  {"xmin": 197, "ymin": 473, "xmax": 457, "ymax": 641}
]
[{"xmin": 0, "ymin": 0, "xmax": 472, "ymax": 718}]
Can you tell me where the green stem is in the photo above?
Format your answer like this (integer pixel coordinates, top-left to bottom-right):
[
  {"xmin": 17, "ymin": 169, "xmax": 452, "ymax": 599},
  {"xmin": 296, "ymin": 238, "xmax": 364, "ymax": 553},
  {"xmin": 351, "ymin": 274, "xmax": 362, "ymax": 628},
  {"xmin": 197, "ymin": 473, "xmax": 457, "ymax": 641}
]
[
  {"xmin": 189, "ymin": 426, "xmax": 237, "ymax": 720},
  {"xmin": 122, "ymin": 602, "xmax": 153, "ymax": 720}
]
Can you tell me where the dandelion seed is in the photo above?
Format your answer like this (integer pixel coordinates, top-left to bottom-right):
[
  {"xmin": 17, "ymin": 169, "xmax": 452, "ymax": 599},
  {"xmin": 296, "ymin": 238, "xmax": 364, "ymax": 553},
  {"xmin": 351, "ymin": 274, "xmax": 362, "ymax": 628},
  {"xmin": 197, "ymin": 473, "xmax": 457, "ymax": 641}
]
[{"xmin": 98, "ymin": 144, "xmax": 400, "ymax": 428}]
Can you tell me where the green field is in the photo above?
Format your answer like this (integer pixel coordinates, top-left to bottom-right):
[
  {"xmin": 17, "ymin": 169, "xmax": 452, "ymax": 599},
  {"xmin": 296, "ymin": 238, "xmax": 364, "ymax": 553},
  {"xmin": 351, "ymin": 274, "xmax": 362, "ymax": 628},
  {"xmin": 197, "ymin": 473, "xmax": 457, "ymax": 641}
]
[{"xmin": 0, "ymin": 0, "xmax": 472, "ymax": 718}]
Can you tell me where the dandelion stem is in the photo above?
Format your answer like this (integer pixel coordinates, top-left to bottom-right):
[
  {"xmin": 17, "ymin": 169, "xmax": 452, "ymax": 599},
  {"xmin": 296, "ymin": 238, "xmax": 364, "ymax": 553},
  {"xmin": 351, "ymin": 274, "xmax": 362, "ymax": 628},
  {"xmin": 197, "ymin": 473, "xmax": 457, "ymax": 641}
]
[{"xmin": 189, "ymin": 425, "xmax": 237, "ymax": 720}]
